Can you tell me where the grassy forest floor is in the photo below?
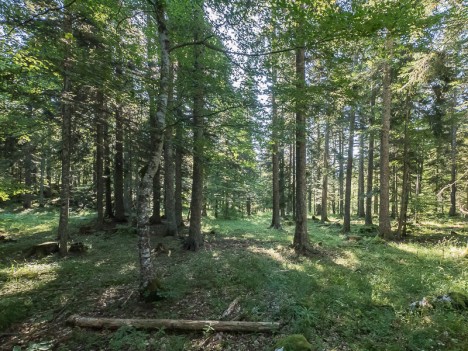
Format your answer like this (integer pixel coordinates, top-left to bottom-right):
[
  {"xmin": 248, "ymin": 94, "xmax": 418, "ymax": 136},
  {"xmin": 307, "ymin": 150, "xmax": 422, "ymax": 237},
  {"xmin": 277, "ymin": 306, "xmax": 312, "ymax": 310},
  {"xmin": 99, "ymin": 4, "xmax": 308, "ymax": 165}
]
[{"xmin": 0, "ymin": 207, "xmax": 467, "ymax": 351}]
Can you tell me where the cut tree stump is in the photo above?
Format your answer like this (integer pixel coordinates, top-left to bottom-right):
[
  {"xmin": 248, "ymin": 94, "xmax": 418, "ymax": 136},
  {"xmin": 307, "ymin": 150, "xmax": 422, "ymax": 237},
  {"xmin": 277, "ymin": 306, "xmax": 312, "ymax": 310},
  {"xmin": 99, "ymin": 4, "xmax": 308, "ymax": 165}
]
[{"xmin": 67, "ymin": 315, "xmax": 280, "ymax": 333}]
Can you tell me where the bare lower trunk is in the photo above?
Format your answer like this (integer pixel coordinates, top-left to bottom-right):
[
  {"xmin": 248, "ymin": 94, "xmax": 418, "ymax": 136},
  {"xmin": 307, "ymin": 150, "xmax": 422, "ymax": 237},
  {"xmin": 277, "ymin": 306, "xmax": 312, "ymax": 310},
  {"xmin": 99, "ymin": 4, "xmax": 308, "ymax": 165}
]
[
  {"xmin": 58, "ymin": 12, "xmax": 73, "ymax": 256},
  {"xmin": 23, "ymin": 143, "xmax": 33, "ymax": 209},
  {"xmin": 343, "ymin": 110, "xmax": 355, "ymax": 234},
  {"xmin": 449, "ymin": 119, "xmax": 457, "ymax": 216},
  {"xmin": 186, "ymin": 19, "xmax": 205, "ymax": 251},
  {"xmin": 96, "ymin": 91, "xmax": 104, "ymax": 227},
  {"xmin": 137, "ymin": 0, "xmax": 170, "ymax": 296},
  {"xmin": 321, "ymin": 119, "xmax": 329, "ymax": 222},
  {"xmin": 338, "ymin": 129, "xmax": 344, "ymax": 217},
  {"xmin": 39, "ymin": 157, "xmax": 45, "ymax": 207},
  {"xmin": 114, "ymin": 104, "xmax": 126, "ymax": 222},
  {"xmin": 365, "ymin": 89, "xmax": 376, "ymax": 225},
  {"xmin": 270, "ymin": 68, "xmax": 281, "ymax": 229},
  {"xmin": 357, "ymin": 116, "xmax": 365, "ymax": 218},
  {"xmin": 174, "ymin": 122, "xmax": 184, "ymax": 227},
  {"xmin": 396, "ymin": 100, "xmax": 411, "ymax": 238},
  {"xmin": 379, "ymin": 35, "xmax": 393, "ymax": 239},
  {"xmin": 293, "ymin": 47, "xmax": 310, "ymax": 253},
  {"xmin": 104, "ymin": 120, "xmax": 113, "ymax": 218},
  {"xmin": 164, "ymin": 129, "xmax": 177, "ymax": 236}
]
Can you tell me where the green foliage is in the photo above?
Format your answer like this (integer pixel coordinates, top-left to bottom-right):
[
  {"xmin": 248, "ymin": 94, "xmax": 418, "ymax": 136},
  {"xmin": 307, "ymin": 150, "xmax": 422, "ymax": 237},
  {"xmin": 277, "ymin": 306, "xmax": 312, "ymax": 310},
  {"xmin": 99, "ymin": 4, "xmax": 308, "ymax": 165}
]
[
  {"xmin": 109, "ymin": 326, "xmax": 148, "ymax": 351},
  {"xmin": 275, "ymin": 334, "xmax": 313, "ymax": 351}
]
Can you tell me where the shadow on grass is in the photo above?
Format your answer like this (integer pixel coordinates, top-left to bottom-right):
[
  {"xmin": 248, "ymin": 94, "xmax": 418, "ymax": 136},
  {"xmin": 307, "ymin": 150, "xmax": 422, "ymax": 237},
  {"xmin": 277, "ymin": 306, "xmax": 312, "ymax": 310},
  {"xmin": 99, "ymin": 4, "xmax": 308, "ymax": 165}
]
[{"xmin": 0, "ymin": 210, "xmax": 467, "ymax": 351}]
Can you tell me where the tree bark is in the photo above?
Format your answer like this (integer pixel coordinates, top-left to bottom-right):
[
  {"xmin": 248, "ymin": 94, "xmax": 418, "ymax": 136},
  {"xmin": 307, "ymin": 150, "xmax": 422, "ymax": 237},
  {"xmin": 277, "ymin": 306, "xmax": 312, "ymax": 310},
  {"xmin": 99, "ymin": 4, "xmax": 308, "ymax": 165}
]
[
  {"xmin": 23, "ymin": 142, "xmax": 33, "ymax": 209},
  {"xmin": 186, "ymin": 14, "xmax": 205, "ymax": 251},
  {"xmin": 67, "ymin": 315, "xmax": 280, "ymax": 333},
  {"xmin": 321, "ymin": 118, "xmax": 329, "ymax": 222},
  {"xmin": 137, "ymin": 0, "xmax": 170, "ymax": 296},
  {"xmin": 174, "ymin": 120, "xmax": 184, "ymax": 227},
  {"xmin": 357, "ymin": 114, "xmax": 365, "ymax": 218},
  {"xmin": 270, "ymin": 68, "xmax": 281, "ymax": 229},
  {"xmin": 39, "ymin": 156, "xmax": 45, "ymax": 207},
  {"xmin": 293, "ymin": 47, "xmax": 310, "ymax": 253},
  {"xmin": 338, "ymin": 129, "xmax": 344, "ymax": 217},
  {"xmin": 365, "ymin": 88, "xmax": 376, "ymax": 225},
  {"xmin": 57, "ymin": 11, "xmax": 73, "ymax": 256},
  {"xmin": 279, "ymin": 148, "xmax": 286, "ymax": 218},
  {"xmin": 163, "ymin": 66, "xmax": 177, "ymax": 236},
  {"xmin": 343, "ymin": 110, "xmax": 356, "ymax": 234},
  {"xmin": 396, "ymin": 99, "xmax": 411, "ymax": 239},
  {"xmin": 114, "ymin": 104, "xmax": 126, "ymax": 222},
  {"xmin": 379, "ymin": 35, "xmax": 393, "ymax": 239},
  {"xmin": 96, "ymin": 90, "xmax": 105, "ymax": 227},
  {"xmin": 449, "ymin": 115, "xmax": 457, "ymax": 216},
  {"xmin": 104, "ymin": 120, "xmax": 113, "ymax": 219}
]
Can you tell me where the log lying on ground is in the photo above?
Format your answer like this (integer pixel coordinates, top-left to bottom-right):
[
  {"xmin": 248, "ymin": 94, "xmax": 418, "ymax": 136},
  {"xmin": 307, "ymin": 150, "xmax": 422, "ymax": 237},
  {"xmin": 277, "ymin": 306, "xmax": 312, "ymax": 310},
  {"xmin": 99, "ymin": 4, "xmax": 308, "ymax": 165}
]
[{"xmin": 67, "ymin": 315, "xmax": 280, "ymax": 333}]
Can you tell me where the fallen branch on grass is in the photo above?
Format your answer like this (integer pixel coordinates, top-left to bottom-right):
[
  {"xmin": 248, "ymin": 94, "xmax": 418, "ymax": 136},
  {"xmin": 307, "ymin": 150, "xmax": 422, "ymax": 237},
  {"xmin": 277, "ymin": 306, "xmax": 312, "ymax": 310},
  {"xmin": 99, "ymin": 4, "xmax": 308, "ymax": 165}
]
[{"xmin": 67, "ymin": 315, "xmax": 280, "ymax": 332}]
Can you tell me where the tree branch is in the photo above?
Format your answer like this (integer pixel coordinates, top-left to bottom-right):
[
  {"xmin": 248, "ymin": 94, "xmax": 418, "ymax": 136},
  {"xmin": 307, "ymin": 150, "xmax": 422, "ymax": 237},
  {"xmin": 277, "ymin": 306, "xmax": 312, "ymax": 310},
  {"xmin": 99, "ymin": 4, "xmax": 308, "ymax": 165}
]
[{"xmin": 4, "ymin": 0, "xmax": 77, "ymax": 37}]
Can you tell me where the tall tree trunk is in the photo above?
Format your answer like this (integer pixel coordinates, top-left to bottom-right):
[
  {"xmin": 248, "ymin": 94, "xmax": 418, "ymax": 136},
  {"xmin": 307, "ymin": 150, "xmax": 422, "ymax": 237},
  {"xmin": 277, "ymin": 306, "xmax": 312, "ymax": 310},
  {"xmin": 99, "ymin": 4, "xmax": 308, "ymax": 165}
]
[
  {"xmin": 96, "ymin": 90, "xmax": 105, "ymax": 227},
  {"xmin": 270, "ymin": 68, "xmax": 281, "ymax": 229},
  {"xmin": 321, "ymin": 118, "xmax": 329, "ymax": 222},
  {"xmin": 23, "ymin": 142, "xmax": 33, "ymax": 209},
  {"xmin": 174, "ymin": 121, "xmax": 184, "ymax": 227},
  {"xmin": 164, "ymin": 66, "xmax": 177, "ymax": 236},
  {"xmin": 365, "ymin": 90, "xmax": 376, "ymax": 225},
  {"xmin": 58, "ymin": 11, "xmax": 73, "ymax": 256},
  {"xmin": 338, "ymin": 129, "xmax": 344, "ymax": 217},
  {"xmin": 396, "ymin": 99, "xmax": 411, "ymax": 239},
  {"xmin": 137, "ymin": 0, "xmax": 170, "ymax": 297},
  {"xmin": 357, "ymin": 114, "xmax": 365, "ymax": 218},
  {"xmin": 151, "ymin": 168, "xmax": 162, "ymax": 224},
  {"xmin": 449, "ymin": 117, "xmax": 457, "ymax": 216},
  {"xmin": 39, "ymin": 156, "xmax": 45, "ymax": 207},
  {"xmin": 343, "ymin": 110, "xmax": 356, "ymax": 234},
  {"xmin": 379, "ymin": 35, "xmax": 393, "ymax": 239},
  {"xmin": 279, "ymin": 148, "xmax": 286, "ymax": 217},
  {"xmin": 186, "ymin": 18, "xmax": 205, "ymax": 251},
  {"xmin": 293, "ymin": 47, "xmax": 310, "ymax": 253},
  {"xmin": 104, "ymin": 121, "xmax": 113, "ymax": 218},
  {"xmin": 114, "ymin": 104, "xmax": 126, "ymax": 222}
]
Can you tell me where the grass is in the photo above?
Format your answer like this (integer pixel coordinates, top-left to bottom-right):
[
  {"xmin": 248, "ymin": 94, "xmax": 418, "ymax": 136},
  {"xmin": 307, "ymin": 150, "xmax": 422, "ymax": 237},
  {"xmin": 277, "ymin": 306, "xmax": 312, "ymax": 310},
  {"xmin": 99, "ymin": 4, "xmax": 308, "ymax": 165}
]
[{"xmin": 0, "ymin": 207, "xmax": 467, "ymax": 350}]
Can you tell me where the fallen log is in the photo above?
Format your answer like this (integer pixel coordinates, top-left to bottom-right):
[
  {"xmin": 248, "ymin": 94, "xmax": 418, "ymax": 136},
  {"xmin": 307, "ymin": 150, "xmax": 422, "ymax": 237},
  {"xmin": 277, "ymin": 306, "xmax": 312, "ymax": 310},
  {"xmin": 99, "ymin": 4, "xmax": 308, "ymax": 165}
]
[{"xmin": 67, "ymin": 315, "xmax": 280, "ymax": 333}]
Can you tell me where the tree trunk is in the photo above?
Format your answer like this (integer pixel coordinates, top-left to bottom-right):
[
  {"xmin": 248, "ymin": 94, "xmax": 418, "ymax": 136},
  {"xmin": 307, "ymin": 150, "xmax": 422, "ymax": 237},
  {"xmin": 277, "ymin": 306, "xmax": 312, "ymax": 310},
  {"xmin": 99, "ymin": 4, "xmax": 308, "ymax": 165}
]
[
  {"xmin": 293, "ymin": 47, "xmax": 310, "ymax": 253},
  {"xmin": 39, "ymin": 156, "xmax": 45, "ymax": 207},
  {"xmin": 343, "ymin": 110, "xmax": 355, "ymax": 234},
  {"xmin": 357, "ymin": 115, "xmax": 365, "ymax": 218},
  {"xmin": 23, "ymin": 142, "xmax": 33, "ymax": 209},
  {"xmin": 151, "ymin": 167, "xmax": 162, "ymax": 224},
  {"xmin": 104, "ymin": 120, "xmax": 113, "ymax": 219},
  {"xmin": 186, "ymin": 18, "xmax": 205, "ymax": 251},
  {"xmin": 137, "ymin": 0, "xmax": 170, "ymax": 296},
  {"xmin": 174, "ymin": 121, "xmax": 184, "ymax": 227},
  {"xmin": 449, "ymin": 117, "xmax": 457, "ymax": 216},
  {"xmin": 270, "ymin": 68, "xmax": 281, "ymax": 229},
  {"xmin": 96, "ymin": 90, "xmax": 105, "ymax": 227},
  {"xmin": 114, "ymin": 104, "xmax": 126, "ymax": 222},
  {"xmin": 67, "ymin": 315, "xmax": 280, "ymax": 333},
  {"xmin": 279, "ymin": 148, "xmax": 286, "ymax": 218},
  {"xmin": 396, "ymin": 99, "xmax": 411, "ymax": 239},
  {"xmin": 321, "ymin": 118, "xmax": 329, "ymax": 222},
  {"xmin": 163, "ymin": 66, "xmax": 177, "ymax": 236},
  {"xmin": 58, "ymin": 11, "xmax": 73, "ymax": 256},
  {"xmin": 338, "ymin": 129, "xmax": 344, "ymax": 217},
  {"xmin": 379, "ymin": 35, "xmax": 393, "ymax": 239},
  {"xmin": 365, "ymin": 89, "xmax": 376, "ymax": 225}
]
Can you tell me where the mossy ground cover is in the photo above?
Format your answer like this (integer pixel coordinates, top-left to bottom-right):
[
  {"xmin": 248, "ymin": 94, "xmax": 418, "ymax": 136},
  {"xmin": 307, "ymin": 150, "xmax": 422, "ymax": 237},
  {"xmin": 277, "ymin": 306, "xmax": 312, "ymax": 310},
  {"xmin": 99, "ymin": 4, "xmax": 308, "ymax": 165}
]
[{"xmin": 0, "ymin": 207, "xmax": 467, "ymax": 351}]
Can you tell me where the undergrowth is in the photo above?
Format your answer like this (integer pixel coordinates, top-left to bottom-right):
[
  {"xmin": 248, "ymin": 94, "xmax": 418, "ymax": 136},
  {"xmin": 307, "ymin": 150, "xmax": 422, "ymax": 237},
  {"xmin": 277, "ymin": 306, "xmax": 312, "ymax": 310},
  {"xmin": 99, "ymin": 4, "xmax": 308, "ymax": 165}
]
[{"xmin": 0, "ymin": 207, "xmax": 467, "ymax": 350}]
